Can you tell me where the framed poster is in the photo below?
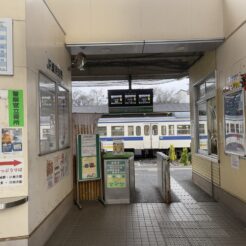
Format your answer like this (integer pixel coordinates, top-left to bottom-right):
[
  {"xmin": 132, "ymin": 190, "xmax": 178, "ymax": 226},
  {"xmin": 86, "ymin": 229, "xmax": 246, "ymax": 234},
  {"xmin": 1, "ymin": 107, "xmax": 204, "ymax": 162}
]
[
  {"xmin": 224, "ymin": 89, "xmax": 246, "ymax": 156},
  {"xmin": 0, "ymin": 18, "xmax": 13, "ymax": 75},
  {"xmin": 76, "ymin": 134, "xmax": 101, "ymax": 181}
]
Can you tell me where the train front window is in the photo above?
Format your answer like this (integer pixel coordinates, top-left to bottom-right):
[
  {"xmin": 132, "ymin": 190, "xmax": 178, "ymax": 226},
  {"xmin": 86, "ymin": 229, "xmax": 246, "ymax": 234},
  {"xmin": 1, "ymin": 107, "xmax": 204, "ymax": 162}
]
[
  {"xmin": 168, "ymin": 125, "xmax": 174, "ymax": 135},
  {"xmin": 161, "ymin": 126, "xmax": 167, "ymax": 135},
  {"xmin": 144, "ymin": 125, "xmax": 150, "ymax": 136},
  {"xmin": 152, "ymin": 125, "xmax": 158, "ymax": 135},
  {"xmin": 177, "ymin": 125, "xmax": 190, "ymax": 135},
  {"xmin": 97, "ymin": 126, "xmax": 107, "ymax": 136},
  {"xmin": 128, "ymin": 126, "xmax": 134, "ymax": 136},
  {"xmin": 111, "ymin": 126, "xmax": 124, "ymax": 136}
]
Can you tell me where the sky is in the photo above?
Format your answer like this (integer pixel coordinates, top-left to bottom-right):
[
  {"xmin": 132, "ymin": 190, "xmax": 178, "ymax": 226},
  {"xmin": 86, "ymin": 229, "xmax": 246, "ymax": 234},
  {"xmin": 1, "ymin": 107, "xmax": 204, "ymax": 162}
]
[{"xmin": 72, "ymin": 77, "xmax": 189, "ymax": 95}]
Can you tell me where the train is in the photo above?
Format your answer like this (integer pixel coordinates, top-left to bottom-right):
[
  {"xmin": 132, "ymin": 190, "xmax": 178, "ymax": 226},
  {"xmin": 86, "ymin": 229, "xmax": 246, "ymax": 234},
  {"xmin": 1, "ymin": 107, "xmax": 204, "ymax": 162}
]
[{"xmin": 97, "ymin": 113, "xmax": 194, "ymax": 156}]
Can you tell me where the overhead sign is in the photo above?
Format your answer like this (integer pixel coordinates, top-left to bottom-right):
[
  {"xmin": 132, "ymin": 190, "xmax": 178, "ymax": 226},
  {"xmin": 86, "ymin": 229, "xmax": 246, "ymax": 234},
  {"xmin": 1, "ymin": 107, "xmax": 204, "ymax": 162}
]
[
  {"xmin": 108, "ymin": 89, "xmax": 153, "ymax": 113},
  {"xmin": 0, "ymin": 18, "xmax": 13, "ymax": 75}
]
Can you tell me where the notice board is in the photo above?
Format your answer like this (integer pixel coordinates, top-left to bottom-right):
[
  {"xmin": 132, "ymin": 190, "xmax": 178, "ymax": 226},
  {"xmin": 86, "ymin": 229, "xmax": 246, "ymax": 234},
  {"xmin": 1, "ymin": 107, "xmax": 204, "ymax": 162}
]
[{"xmin": 76, "ymin": 134, "xmax": 101, "ymax": 181}]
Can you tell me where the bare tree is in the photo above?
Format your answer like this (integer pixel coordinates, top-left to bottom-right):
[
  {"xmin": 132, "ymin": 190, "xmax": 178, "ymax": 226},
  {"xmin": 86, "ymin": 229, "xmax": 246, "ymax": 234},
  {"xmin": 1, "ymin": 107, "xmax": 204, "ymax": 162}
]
[{"xmin": 72, "ymin": 89, "xmax": 107, "ymax": 106}]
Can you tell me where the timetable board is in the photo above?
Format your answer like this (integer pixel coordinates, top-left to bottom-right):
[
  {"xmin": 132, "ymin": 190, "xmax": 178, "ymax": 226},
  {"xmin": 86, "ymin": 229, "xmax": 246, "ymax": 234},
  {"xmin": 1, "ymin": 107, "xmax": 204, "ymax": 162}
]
[{"xmin": 108, "ymin": 89, "xmax": 153, "ymax": 113}]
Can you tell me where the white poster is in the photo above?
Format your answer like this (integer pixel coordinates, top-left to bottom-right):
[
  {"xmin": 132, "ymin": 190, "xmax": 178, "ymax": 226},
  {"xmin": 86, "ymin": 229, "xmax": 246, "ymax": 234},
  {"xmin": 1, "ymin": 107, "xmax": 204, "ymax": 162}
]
[
  {"xmin": 0, "ymin": 157, "xmax": 24, "ymax": 186},
  {"xmin": 231, "ymin": 155, "xmax": 240, "ymax": 169},
  {"xmin": 0, "ymin": 18, "xmax": 13, "ymax": 75},
  {"xmin": 81, "ymin": 135, "xmax": 97, "ymax": 157}
]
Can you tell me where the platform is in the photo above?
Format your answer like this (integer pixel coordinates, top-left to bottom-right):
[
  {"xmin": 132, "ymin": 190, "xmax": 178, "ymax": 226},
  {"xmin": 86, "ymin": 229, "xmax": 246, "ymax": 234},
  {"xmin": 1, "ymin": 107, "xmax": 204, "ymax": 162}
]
[{"xmin": 46, "ymin": 162, "xmax": 246, "ymax": 246}]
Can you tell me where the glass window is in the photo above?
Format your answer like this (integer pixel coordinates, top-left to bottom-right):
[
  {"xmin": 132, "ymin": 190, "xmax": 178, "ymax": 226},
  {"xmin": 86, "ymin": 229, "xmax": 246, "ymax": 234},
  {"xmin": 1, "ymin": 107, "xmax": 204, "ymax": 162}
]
[
  {"xmin": 128, "ymin": 126, "xmax": 134, "ymax": 136},
  {"xmin": 97, "ymin": 126, "xmax": 107, "ymax": 136},
  {"xmin": 195, "ymin": 73, "xmax": 218, "ymax": 156},
  {"xmin": 199, "ymin": 124, "xmax": 205, "ymax": 134},
  {"xmin": 144, "ymin": 125, "xmax": 149, "ymax": 136},
  {"xmin": 168, "ymin": 125, "xmax": 174, "ymax": 135},
  {"xmin": 136, "ymin": 126, "xmax": 141, "ymax": 136},
  {"xmin": 58, "ymin": 86, "xmax": 69, "ymax": 149},
  {"xmin": 161, "ymin": 126, "xmax": 167, "ymax": 135},
  {"xmin": 207, "ymin": 97, "xmax": 217, "ymax": 155},
  {"xmin": 152, "ymin": 125, "xmax": 158, "ymax": 135},
  {"xmin": 111, "ymin": 126, "xmax": 124, "ymax": 136},
  {"xmin": 39, "ymin": 74, "xmax": 57, "ymax": 154},
  {"xmin": 198, "ymin": 102, "xmax": 208, "ymax": 154},
  {"xmin": 177, "ymin": 125, "xmax": 190, "ymax": 135}
]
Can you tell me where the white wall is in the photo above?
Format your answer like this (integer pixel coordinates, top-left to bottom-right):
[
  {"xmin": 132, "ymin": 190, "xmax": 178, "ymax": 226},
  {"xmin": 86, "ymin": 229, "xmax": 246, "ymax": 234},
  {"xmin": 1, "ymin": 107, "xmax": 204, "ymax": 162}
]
[
  {"xmin": 0, "ymin": 0, "xmax": 29, "ymax": 238},
  {"xmin": 223, "ymin": 0, "xmax": 246, "ymax": 38},
  {"xmin": 26, "ymin": 0, "xmax": 72, "ymax": 234},
  {"xmin": 46, "ymin": 0, "xmax": 224, "ymax": 44}
]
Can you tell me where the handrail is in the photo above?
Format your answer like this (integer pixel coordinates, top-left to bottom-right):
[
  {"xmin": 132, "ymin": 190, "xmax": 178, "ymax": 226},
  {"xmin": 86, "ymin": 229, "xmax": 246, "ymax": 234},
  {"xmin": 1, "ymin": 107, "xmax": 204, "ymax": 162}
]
[{"xmin": 0, "ymin": 196, "xmax": 28, "ymax": 210}]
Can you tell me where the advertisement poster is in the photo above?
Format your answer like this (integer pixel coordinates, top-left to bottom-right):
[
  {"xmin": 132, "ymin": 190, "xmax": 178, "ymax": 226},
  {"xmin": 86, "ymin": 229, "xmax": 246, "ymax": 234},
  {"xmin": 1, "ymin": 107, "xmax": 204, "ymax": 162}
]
[
  {"xmin": 76, "ymin": 134, "xmax": 100, "ymax": 181},
  {"xmin": 46, "ymin": 152, "xmax": 69, "ymax": 189},
  {"xmin": 82, "ymin": 156, "xmax": 97, "ymax": 179},
  {"xmin": 0, "ymin": 157, "xmax": 24, "ymax": 186},
  {"xmin": 1, "ymin": 128, "xmax": 22, "ymax": 153},
  {"xmin": 106, "ymin": 160, "xmax": 126, "ymax": 188},
  {"xmin": 46, "ymin": 160, "xmax": 54, "ymax": 189},
  {"xmin": 0, "ymin": 89, "xmax": 25, "ymax": 188},
  {"xmin": 224, "ymin": 90, "xmax": 245, "ymax": 156}
]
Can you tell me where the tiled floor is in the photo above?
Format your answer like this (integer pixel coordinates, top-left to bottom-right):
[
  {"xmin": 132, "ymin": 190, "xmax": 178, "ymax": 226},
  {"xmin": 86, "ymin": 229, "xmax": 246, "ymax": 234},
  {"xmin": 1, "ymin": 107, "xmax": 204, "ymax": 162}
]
[{"xmin": 46, "ymin": 166, "xmax": 246, "ymax": 246}]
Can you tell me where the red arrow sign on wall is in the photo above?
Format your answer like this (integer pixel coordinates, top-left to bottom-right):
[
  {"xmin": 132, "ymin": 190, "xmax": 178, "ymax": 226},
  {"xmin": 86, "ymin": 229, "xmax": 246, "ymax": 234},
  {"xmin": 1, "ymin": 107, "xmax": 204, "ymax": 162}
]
[{"xmin": 0, "ymin": 160, "xmax": 22, "ymax": 166}]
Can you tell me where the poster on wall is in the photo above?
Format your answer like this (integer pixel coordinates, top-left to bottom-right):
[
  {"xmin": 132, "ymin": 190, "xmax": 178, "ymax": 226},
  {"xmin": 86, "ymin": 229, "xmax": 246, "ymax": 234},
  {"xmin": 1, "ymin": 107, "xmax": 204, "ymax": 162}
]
[
  {"xmin": 0, "ymin": 157, "xmax": 24, "ymax": 186},
  {"xmin": 0, "ymin": 90, "xmax": 25, "ymax": 187},
  {"xmin": 76, "ymin": 134, "xmax": 101, "ymax": 182},
  {"xmin": 46, "ymin": 152, "xmax": 69, "ymax": 189},
  {"xmin": 224, "ymin": 89, "xmax": 246, "ymax": 156},
  {"xmin": 106, "ymin": 160, "xmax": 127, "ymax": 188},
  {"xmin": 0, "ymin": 18, "xmax": 13, "ymax": 75}
]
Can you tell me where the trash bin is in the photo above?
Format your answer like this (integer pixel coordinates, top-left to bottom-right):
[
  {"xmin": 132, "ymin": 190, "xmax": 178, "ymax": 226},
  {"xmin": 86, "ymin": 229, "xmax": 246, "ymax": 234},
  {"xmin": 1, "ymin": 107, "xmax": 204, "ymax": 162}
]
[{"xmin": 103, "ymin": 152, "xmax": 135, "ymax": 204}]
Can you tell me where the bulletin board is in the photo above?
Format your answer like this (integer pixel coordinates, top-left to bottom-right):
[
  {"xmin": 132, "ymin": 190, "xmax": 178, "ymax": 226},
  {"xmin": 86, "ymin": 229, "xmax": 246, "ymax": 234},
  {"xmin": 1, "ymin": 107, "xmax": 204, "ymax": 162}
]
[
  {"xmin": 76, "ymin": 134, "xmax": 101, "ymax": 181},
  {"xmin": 224, "ymin": 89, "xmax": 246, "ymax": 156}
]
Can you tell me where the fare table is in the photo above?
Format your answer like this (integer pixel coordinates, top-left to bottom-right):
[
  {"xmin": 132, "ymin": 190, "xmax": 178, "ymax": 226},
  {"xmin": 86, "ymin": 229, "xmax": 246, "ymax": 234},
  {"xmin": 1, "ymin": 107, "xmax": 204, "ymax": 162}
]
[{"xmin": 103, "ymin": 152, "xmax": 135, "ymax": 204}]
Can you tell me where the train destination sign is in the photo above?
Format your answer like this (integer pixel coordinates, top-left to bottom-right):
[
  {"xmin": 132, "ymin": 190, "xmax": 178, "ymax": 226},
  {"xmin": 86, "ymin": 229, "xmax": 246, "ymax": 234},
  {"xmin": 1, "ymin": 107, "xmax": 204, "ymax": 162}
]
[{"xmin": 108, "ymin": 89, "xmax": 153, "ymax": 113}]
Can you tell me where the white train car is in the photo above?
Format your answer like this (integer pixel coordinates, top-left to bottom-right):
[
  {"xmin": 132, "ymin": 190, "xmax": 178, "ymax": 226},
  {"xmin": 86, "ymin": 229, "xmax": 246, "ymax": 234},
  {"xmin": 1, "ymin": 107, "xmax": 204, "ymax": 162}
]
[{"xmin": 97, "ymin": 114, "xmax": 192, "ymax": 156}]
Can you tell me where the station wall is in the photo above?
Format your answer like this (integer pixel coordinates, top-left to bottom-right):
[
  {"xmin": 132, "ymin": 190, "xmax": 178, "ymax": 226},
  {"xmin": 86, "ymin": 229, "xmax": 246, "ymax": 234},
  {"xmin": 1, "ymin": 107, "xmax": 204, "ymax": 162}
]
[
  {"xmin": 45, "ymin": 0, "xmax": 224, "ymax": 44},
  {"xmin": 0, "ymin": 0, "xmax": 28, "ymax": 239},
  {"xmin": 0, "ymin": 0, "xmax": 73, "ymax": 243},
  {"xmin": 189, "ymin": 1, "xmax": 246, "ymax": 217},
  {"xmin": 25, "ymin": 0, "xmax": 73, "ymax": 237}
]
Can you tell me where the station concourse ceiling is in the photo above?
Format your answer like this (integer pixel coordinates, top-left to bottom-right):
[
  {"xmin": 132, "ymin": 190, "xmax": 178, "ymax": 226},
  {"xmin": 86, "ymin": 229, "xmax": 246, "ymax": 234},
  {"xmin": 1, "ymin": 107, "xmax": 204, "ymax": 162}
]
[{"xmin": 44, "ymin": 0, "xmax": 224, "ymax": 82}]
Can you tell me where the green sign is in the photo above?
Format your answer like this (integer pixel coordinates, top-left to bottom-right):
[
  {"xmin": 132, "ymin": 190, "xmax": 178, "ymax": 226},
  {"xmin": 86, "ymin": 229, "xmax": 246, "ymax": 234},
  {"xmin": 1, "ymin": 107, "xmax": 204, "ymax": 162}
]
[
  {"xmin": 8, "ymin": 90, "xmax": 24, "ymax": 127},
  {"xmin": 106, "ymin": 160, "xmax": 126, "ymax": 188},
  {"xmin": 76, "ymin": 134, "xmax": 101, "ymax": 181}
]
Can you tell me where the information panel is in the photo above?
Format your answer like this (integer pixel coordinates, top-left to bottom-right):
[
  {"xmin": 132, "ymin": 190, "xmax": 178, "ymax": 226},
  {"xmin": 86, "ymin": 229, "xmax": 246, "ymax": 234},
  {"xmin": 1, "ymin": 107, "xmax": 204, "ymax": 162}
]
[
  {"xmin": 0, "ymin": 18, "xmax": 13, "ymax": 75},
  {"xmin": 0, "ymin": 90, "xmax": 24, "ymax": 187},
  {"xmin": 108, "ymin": 89, "xmax": 153, "ymax": 113},
  {"xmin": 76, "ymin": 134, "xmax": 101, "ymax": 181},
  {"xmin": 106, "ymin": 159, "xmax": 126, "ymax": 188},
  {"xmin": 224, "ymin": 89, "xmax": 246, "ymax": 156}
]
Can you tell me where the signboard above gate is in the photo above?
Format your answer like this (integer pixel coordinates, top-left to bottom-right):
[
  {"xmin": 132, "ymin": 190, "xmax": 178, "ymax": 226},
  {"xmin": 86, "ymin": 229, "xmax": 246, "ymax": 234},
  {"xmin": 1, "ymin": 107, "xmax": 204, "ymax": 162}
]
[{"xmin": 108, "ymin": 89, "xmax": 153, "ymax": 113}]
